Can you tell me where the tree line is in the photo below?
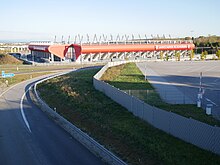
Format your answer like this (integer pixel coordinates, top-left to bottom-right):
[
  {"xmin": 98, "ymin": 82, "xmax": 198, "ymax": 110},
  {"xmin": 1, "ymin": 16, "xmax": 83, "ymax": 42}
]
[{"xmin": 185, "ymin": 35, "xmax": 220, "ymax": 55}]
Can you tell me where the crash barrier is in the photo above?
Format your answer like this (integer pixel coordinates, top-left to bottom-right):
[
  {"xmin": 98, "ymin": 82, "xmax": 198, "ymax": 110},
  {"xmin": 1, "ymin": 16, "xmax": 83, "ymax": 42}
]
[
  {"xmin": 33, "ymin": 70, "xmax": 127, "ymax": 165},
  {"xmin": 93, "ymin": 61, "xmax": 220, "ymax": 155}
]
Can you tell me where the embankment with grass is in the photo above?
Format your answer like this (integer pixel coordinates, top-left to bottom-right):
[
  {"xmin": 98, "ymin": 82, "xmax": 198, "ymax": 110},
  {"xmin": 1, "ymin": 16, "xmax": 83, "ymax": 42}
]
[
  {"xmin": 0, "ymin": 54, "xmax": 23, "ymax": 65},
  {"xmin": 101, "ymin": 63, "xmax": 220, "ymax": 126},
  {"xmin": 0, "ymin": 59, "xmax": 100, "ymax": 89},
  {"xmin": 37, "ymin": 67, "xmax": 220, "ymax": 165}
]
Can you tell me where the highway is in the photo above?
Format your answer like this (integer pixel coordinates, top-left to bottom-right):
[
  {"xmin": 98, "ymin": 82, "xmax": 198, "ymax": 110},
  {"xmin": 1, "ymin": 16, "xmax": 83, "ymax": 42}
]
[
  {"xmin": 137, "ymin": 61, "xmax": 220, "ymax": 119},
  {"xmin": 0, "ymin": 73, "xmax": 104, "ymax": 165}
]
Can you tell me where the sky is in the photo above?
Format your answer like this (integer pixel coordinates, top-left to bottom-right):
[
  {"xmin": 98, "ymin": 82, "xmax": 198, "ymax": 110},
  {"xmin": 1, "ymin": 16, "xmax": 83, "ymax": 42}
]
[{"xmin": 0, "ymin": 0, "xmax": 219, "ymax": 42}]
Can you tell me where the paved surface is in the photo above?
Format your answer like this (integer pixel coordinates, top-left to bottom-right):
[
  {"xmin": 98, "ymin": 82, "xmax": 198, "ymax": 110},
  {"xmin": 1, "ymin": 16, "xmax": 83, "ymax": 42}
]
[
  {"xmin": 0, "ymin": 73, "xmax": 104, "ymax": 165},
  {"xmin": 137, "ymin": 61, "xmax": 220, "ymax": 119}
]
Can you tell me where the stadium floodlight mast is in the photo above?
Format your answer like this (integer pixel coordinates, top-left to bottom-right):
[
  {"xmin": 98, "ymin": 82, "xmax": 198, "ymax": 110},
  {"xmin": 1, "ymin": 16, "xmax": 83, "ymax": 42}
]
[
  {"xmin": 125, "ymin": 35, "xmax": 129, "ymax": 44},
  {"xmin": 54, "ymin": 35, "xmax": 57, "ymax": 43},
  {"xmin": 67, "ymin": 35, "xmax": 70, "ymax": 44},
  {"xmin": 157, "ymin": 34, "xmax": 159, "ymax": 39},
  {"xmin": 93, "ymin": 34, "xmax": 98, "ymax": 43},
  {"xmin": 169, "ymin": 34, "xmax": 171, "ymax": 39},
  {"xmin": 110, "ymin": 34, "xmax": 113, "ymax": 43},
  {"xmin": 132, "ymin": 34, "xmax": 134, "ymax": 44},
  {"xmin": 61, "ymin": 35, "xmax": 64, "ymax": 44},
  {"xmin": 98, "ymin": 35, "xmax": 102, "ymax": 44},
  {"xmin": 86, "ymin": 34, "xmax": 90, "ymax": 44},
  {"xmin": 163, "ymin": 34, "xmax": 165, "ymax": 39},
  {"xmin": 77, "ymin": 34, "xmax": 83, "ymax": 45},
  {"xmin": 74, "ymin": 35, "xmax": 77, "ymax": 44},
  {"xmin": 103, "ymin": 34, "xmax": 108, "ymax": 43},
  {"xmin": 151, "ymin": 34, "xmax": 153, "ymax": 39},
  {"xmin": 138, "ymin": 34, "xmax": 141, "ymax": 44},
  {"xmin": 116, "ymin": 34, "xmax": 120, "ymax": 44},
  {"xmin": 145, "ymin": 34, "xmax": 147, "ymax": 40},
  {"xmin": 121, "ymin": 35, "xmax": 124, "ymax": 43}
]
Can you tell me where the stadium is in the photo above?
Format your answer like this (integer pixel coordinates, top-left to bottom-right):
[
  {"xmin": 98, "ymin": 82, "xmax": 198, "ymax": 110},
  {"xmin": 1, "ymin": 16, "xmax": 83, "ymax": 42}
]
[{"xmin": 28, "ymin": 38, "xmax": 195, "ymax": 63}]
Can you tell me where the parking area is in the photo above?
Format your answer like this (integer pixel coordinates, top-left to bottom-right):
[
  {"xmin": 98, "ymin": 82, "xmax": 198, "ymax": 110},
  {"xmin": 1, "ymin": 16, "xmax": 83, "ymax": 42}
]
[{"xmin": 137, "ymin": 61, "xmax": 220, "ymax": 119}]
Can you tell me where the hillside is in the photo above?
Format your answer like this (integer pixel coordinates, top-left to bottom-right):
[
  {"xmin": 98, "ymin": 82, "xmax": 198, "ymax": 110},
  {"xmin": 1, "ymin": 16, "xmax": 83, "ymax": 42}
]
[{"xmin": 0, "ymin": 54, "xmax": 23, "ymax": 65}]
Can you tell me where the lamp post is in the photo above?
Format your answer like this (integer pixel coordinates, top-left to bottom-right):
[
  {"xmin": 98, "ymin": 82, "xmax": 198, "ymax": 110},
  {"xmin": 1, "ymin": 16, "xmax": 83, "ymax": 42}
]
[{"xmin": 197, "ymin": 72, "xmax": 203, "ymax": 107}]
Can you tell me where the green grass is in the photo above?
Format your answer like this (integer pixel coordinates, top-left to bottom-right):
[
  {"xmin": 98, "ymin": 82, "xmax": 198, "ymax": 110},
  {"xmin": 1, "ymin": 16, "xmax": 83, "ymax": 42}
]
[
  {"xmin": 0, "ymin": 63, "xmax": 94, "ymax": 73},
  {"xmin": 38, "ymin": 68, "xmax": 220, "ymax": 165},
  {"xmin": 101, "ymin": 63, "xmax": 153, "ymax": 90},
  {"xmin": 0, "ymin": 72, "xmax": 55, "ymax": 87},
  {"xmin": 101, "ymin": 63, "xmax": 220, "ymax": 126},
  {"xmin": 0, "ymin": 63, "xmax": 103, "ymax": 88}
]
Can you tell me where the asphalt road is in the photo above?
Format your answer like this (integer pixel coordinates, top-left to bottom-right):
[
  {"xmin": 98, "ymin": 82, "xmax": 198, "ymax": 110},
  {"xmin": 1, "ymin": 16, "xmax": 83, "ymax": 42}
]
[
  {"xmin": 137, "ymin": 61, "xmax": 220, "ymax": 119},
  {"xmin": 0, "ymin": 73, "xmax": 104, "ymax": 165}
]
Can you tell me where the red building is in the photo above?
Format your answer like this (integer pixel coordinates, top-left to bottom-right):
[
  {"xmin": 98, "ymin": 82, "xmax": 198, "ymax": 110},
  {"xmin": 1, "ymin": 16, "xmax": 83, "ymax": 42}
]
[{"xmin": 28, "ymin": 40, "xmax": 195, "ymax": 62}]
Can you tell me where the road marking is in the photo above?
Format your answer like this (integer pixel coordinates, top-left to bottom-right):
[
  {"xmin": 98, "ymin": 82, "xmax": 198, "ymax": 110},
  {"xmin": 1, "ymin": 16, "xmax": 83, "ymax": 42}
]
[
  {"xmin": 204, "ymin": 66, "xmax": 219, "ymax": 72},
  {"xmin": 188, "ymin": 66, "xmax": 207, "ymax": 73},
  {"xmin": 0, "ymin": 84, "xmax": 19, "ymax": 98},
  {"xmin": 0, "ymin": 71, "xmax": 61, "ymax": 98},
  {"xmin": 205, "ymin": 98, "xmax": 218, "ymax": 106},
  {"xmin": 214, "ymin": 78, "xmax": 220, "ymax": 83},
  {"xmin": 20, "ymin": 85, "xmax": 32, "ymax": 133}
]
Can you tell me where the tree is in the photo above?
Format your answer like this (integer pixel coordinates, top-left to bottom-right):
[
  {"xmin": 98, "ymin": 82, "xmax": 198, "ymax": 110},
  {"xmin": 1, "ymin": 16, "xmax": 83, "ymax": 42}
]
[
  {"xmin": 175, "ymin": 52, "xmax": 181, "ymax": 61},
  {"xmin": 160, "ymin": 51, "xmax": 164, "ymax": 60},
  {"xmin": 190, "ymin": 50, "xmax": 195, "ymax": 60},
  {"xmin": 185, "ymin": 37, "xmax": 192, "ymax": 40},
  {"xmin": 216, "ymin": 50, "xmax": 220, "ymax": 60},
  {"xmin": 201, "ymin": 51, "xmax": 207, "ymax": 60},
  {"xmin": 165, "ymin": 53, "xmax": 169, "ymax": 61}
]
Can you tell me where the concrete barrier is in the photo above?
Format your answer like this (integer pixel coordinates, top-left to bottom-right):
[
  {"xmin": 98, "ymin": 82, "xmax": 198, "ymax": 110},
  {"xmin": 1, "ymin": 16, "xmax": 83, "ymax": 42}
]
[{"xmin": 31, "ymin": 70, "xmax": 127, "ymax": 165}]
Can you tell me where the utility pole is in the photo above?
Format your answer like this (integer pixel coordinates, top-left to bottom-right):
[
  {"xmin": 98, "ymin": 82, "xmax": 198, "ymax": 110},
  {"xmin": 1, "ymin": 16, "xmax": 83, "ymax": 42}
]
[{"xmin": 197, "ymin": 72, "xmax": 202, "ymax": 107}]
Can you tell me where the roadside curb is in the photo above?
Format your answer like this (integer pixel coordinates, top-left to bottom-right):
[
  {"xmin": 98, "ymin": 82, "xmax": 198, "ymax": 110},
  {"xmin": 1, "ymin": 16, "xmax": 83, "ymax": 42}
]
[{"xmin": 30, "ymin": 70, "xmax": 127, "ymax": 165}]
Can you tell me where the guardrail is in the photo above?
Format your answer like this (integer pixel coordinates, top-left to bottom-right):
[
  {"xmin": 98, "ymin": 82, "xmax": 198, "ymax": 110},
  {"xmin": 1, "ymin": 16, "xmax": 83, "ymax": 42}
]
[
  {"xmin": 32, "ymin": 70, "xmax": 127, "ymax": 165},
  {"xmin": 93, "ymin": 61, "xmax": 220, "ymax": 155}
]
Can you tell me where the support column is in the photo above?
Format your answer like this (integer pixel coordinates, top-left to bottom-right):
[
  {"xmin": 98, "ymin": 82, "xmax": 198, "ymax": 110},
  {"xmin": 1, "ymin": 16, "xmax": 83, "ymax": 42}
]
[{"xmin": 51, "ymin": 53, "xmax": 54, "ymax": 62}]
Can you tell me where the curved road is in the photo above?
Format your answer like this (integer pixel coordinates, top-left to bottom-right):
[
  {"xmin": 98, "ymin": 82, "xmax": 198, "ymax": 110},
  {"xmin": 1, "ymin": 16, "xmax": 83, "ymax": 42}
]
[{"xmin": 0, "ymin": 72, "xmax": 104, "ymax": 165}]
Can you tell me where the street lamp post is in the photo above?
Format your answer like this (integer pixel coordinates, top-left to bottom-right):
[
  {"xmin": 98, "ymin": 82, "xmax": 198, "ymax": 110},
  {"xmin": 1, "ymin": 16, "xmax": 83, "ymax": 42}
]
[{"xmin": 197, "ymin": 72, "xmax": 203, "ymax": 107}]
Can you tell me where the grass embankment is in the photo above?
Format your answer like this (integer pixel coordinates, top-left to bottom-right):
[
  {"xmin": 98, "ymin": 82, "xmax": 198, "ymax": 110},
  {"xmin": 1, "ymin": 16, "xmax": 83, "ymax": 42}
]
[
  {"xmin": 0, "ymin": 63, "xmax": 89, "ymax": 73},
  {"xmin": 38, "ymin": 68, "xmax": 220, "ymax": 165},
  {"xmin": 0, "ymin": 59, "xmax": 102, "ymax": 88},
  {"xmin": 101, "ymin": 63, "xmax": 220, "ymax": 126},
  {"xmin": 0, "ymin": 72, "xmax": 54, "ymax": 87},
  {"xmin": 0, "ymin": 54, "xmax": 23, "ymax": 65},
  {"xmin": 0, "ymin": 54, "xmax": 54, "ymax": 87}
]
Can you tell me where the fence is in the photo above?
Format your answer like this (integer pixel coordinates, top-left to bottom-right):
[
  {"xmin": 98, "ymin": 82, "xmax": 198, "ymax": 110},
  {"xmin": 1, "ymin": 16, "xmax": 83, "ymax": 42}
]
[
  {"xmin": 93, "ymin": 61, "xmax": 220, "ymax": 155},
  {"xmin": 122, "ymin": 89, "xmax": 196, "ymax": 105}
]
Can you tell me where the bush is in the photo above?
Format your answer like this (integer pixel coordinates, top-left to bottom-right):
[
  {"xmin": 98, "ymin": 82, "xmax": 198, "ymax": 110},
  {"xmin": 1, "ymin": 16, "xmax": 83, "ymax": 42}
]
[{"xmin": 216, "ymin": 50, "xmax": 220, "ymax": 59}]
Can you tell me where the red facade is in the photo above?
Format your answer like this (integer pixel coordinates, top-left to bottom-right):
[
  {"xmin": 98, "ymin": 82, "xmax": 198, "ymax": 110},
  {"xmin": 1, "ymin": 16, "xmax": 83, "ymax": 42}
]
[{"xmin": 29, "ymin": 43, "xmax": 195, "ymax": 60}]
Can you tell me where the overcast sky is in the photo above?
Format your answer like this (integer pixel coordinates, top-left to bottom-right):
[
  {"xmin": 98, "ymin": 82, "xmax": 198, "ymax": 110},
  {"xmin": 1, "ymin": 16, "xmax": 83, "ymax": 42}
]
[{"xmin": 0, "ymin": 0, "xmax": 219, "ymax": 41}]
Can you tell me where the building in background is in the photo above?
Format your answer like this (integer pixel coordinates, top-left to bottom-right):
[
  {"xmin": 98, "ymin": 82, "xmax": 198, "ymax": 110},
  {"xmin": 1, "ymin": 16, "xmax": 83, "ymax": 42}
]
[{"xmin": 28, "ymin": 39, "xmax": 195, "ymax": 63}]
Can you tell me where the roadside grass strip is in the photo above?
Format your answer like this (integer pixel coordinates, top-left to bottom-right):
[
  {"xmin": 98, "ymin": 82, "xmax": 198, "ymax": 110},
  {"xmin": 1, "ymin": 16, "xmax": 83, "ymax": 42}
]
[
  {"xmin": 101, "ymin": 63, "xmax": 220, "ymax": 127},
  {"xmin": 38, "ymin": 68, "xmax": 220, "ymax": 165}
]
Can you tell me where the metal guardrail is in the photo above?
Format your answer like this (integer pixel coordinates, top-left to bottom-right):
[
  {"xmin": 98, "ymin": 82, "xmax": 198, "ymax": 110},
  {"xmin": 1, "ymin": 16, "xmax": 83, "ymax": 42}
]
[{"xmin": 32, "ymin": 70, "xmax": 127, "ymax": 165}]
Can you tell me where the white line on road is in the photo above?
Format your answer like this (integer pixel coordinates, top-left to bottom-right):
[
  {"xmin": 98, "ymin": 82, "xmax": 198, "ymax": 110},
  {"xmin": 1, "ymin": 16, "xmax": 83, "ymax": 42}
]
[
  {"xmin": 20, "ymin": 85, "xmax": 32, "ymax": 133},
  {"xmin": 0, "ymin": 84, "xmax": 19, "ymax": 97},
  {"xmin": 205, "ymin": 98, "xmax": 218, "ymax": 106},
  {"xmin": 203, "ymin": 66, "xmax": 219, "ymax": 72},
  {"xmin": 214, "ymin": 78, "xmax": 220, "ymax": 83},
  {"xmin": 188, "ymin": 66, "xmax": 207, "ymax": 73}
]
